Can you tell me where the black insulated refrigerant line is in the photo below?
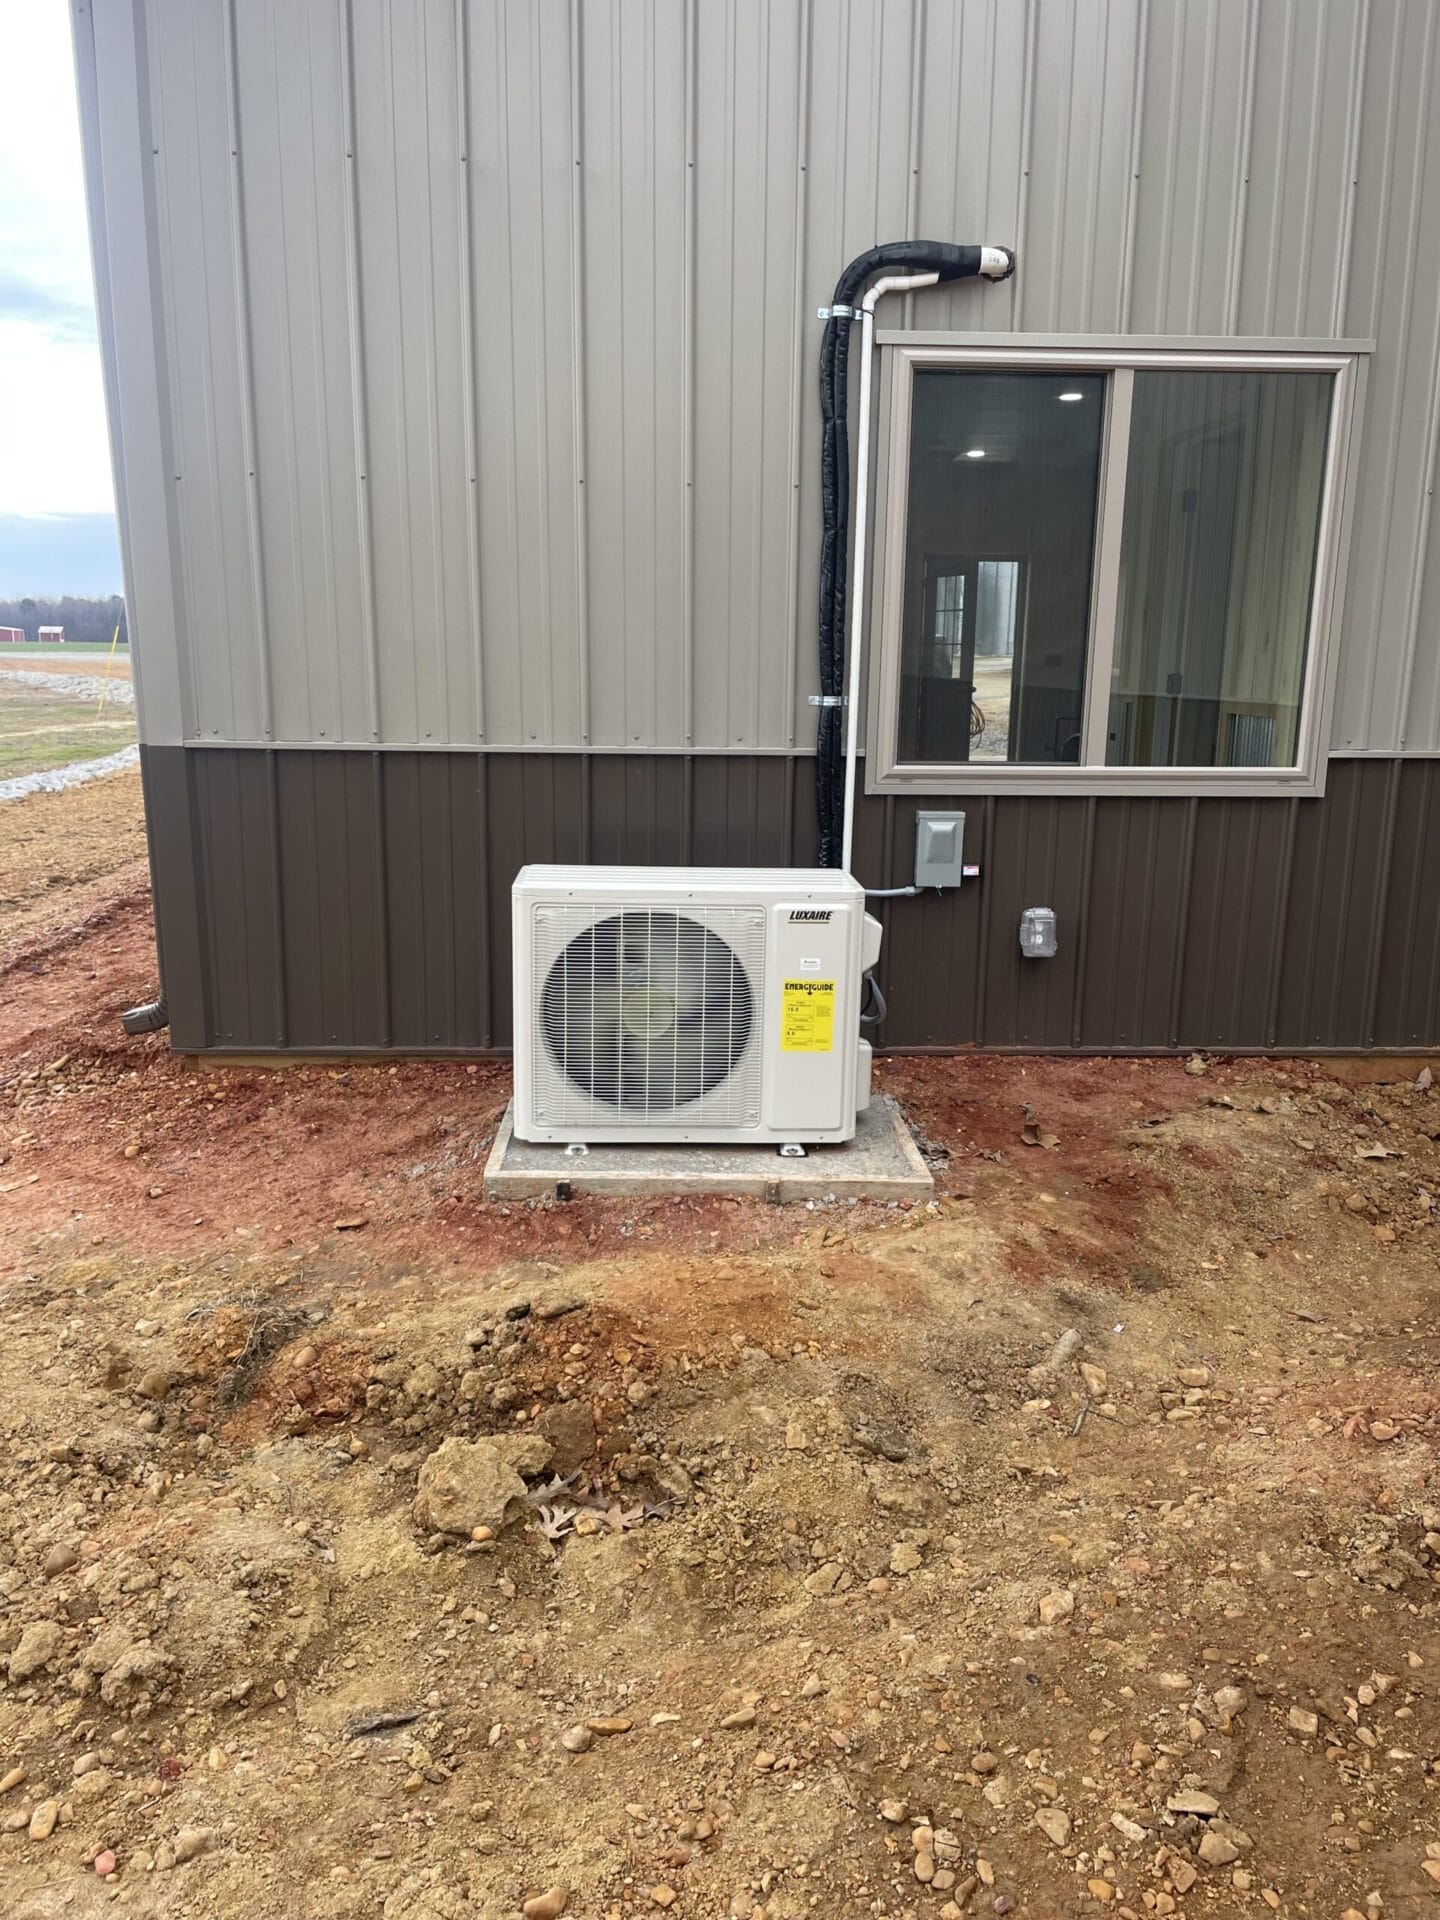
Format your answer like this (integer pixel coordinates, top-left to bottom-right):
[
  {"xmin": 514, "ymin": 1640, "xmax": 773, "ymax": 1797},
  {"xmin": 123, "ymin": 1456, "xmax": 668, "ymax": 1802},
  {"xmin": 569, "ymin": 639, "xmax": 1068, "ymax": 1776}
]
[{"xmin": 814, "ymin": 240, "xmax": 1014, "ymax": 868}]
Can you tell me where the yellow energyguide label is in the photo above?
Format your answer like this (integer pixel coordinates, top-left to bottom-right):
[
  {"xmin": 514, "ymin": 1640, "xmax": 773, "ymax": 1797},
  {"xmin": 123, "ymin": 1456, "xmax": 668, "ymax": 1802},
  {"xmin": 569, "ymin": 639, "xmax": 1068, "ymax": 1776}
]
[{"xmin": 780, "ymin": 978, "xmax": 836, "ymax": 1052}]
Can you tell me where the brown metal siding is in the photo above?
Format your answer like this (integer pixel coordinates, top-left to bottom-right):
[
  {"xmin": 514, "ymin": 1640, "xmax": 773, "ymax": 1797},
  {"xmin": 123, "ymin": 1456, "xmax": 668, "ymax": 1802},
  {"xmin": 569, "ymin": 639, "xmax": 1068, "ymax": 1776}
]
[{"xmin": 142, "ymin": 745, "xmax": 1440, "ymax": 1056}]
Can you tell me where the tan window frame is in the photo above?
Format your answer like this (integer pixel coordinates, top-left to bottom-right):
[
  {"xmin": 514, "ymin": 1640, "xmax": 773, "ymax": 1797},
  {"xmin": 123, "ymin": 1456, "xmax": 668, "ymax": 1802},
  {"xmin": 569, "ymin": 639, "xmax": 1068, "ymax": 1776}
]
[{"xmin": 865, "ymin": 337, "xmax": 1369, "ymax": 799}]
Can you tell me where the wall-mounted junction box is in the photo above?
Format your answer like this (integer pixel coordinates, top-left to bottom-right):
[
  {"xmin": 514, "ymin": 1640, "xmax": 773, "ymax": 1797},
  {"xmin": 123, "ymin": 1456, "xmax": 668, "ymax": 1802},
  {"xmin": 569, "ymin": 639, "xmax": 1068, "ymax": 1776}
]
[{"xmin": 914, "ymin": 811, "xmax": 967, "ymax": 889}]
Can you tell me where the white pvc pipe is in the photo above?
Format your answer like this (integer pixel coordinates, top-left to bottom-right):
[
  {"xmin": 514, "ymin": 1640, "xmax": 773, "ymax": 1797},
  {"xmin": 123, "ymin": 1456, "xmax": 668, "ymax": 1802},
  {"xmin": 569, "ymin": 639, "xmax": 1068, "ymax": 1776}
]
[{"xmin": 840, "ymin": 271, "xmax": 940, "ymax": 876}]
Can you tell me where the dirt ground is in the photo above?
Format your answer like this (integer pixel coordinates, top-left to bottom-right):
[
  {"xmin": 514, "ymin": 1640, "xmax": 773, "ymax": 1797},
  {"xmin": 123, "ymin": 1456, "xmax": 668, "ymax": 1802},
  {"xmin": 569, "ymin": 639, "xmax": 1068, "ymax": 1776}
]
[
  {"xmin": 0, "ymin": 767, "xmax": 148, "ymax": 967},
  {"xmin": 0, "ymin": 777, "xmax": 1437, "ymax": 1920}
]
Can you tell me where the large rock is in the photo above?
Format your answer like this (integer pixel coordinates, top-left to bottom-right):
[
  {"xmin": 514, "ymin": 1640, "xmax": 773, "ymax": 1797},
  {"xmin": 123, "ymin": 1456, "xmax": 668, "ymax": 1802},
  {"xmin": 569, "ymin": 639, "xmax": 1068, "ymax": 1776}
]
[
  {"xmin": 413, "ymin": 1433, "xmax": 553, "ymax": 1537},
  {"xmin": 99, "ymin": 1640, "xmax": 174, "ymax": 1707},
  {"xmin": 8, "ymin": 1620, "xmax": 64, "ymax": 1682}
]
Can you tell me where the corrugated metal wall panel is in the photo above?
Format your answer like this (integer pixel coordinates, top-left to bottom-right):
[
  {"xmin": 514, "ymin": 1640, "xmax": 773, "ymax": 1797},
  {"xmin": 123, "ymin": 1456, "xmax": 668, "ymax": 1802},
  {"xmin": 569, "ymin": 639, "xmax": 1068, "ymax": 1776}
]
[
  {"xmin": 579, "ymin": 0, "xmax": 691, "ymax": 752},
  {"xmin": 233, "ymin": 0, "xmax": 371, "ymax": 747},
  {"xmin": 466, "ymin": 0, "xmax": 586, "ymax": 748},
  {"xmin": 1373, "ymin": 760, "xmax": 1440, "ymax": 1046},
  {"xmin": 145, "ymin": 746, "xmax": 1440, "ymax": 1055},
  {"xmin": 350, "ymin": 0, "xmax": 479, "ymax": 749},
  {"xmin": 84, "ymin": 0, "xmax": 1440, "ymax": 755},
  {"xmin": 146, "ymin": 0, "xmax": 267, "ymax": 742}
]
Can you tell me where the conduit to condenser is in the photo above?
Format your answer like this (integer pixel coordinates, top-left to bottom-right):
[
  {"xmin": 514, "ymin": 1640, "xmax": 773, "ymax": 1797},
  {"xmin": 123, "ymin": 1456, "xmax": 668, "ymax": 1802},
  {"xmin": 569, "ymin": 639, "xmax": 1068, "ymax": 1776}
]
[{"xmin": 814, "ymin": 240, "xmax": 1014, "ymax": 872}]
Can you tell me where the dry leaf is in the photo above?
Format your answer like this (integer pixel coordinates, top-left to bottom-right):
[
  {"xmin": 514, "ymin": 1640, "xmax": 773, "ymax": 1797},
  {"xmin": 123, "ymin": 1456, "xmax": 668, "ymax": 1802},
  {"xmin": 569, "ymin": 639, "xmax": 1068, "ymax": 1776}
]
[{"xmin": 536, "ymin": 1504, "xmax": 577, "ymax": 1541}]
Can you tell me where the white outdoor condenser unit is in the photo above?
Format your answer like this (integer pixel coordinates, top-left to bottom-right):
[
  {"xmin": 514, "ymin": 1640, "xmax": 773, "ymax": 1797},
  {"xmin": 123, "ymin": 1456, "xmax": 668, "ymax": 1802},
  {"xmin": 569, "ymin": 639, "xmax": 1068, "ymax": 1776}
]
[{"xmin": 511, "ymin": 866, "xmax": 882, "ymax": 1146}]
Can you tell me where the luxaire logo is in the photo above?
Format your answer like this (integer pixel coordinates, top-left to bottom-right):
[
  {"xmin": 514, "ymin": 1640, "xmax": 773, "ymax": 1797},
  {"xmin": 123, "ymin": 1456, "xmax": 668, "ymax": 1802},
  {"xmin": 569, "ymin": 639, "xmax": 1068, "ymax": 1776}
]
[{"xmin": 789, "ymin": 909, "xmax": 832, "ymax": 922}]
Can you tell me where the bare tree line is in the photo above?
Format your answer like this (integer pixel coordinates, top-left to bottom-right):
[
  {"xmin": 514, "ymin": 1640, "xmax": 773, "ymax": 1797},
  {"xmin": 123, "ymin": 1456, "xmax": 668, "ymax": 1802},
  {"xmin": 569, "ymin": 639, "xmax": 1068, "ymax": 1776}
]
[{"xmin": 0, "ymin": 596, "xmax": 128, "ymax": 646}]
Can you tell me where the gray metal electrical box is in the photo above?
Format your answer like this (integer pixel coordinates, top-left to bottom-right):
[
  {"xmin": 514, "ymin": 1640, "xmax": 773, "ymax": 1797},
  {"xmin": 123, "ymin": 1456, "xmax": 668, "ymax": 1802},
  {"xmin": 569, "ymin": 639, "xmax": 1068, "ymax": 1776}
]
[{"xmin": 914, "ymin": 811, "xmax": 967, "ymax": 889}]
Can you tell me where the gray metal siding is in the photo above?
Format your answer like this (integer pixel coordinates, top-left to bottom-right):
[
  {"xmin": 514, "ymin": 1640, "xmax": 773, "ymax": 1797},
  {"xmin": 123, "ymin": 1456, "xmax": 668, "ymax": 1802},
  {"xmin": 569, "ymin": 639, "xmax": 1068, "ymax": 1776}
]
[
  {"xmin": 144, "ymin": 745, "xmax": 1440, "ymax": 1054},
  {"xmin": 82, "ymin": 0, "xmax": 1440, "ymax": 756}
]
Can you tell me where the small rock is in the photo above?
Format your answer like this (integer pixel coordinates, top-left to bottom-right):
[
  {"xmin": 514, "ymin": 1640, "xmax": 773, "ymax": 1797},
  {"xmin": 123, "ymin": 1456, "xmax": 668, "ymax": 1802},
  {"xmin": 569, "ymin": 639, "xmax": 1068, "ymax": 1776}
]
[
  {"xmin": 1175, "ymin": 1366, "xmax": 1211, "ymax": 1388},
  {"xmin": 94, "ymin": 1849, "xmax": 117, "ymax": 1876},
  {"xmin": 720, "ymin": 1707, "xmax": 757, "ymax": 1730},
  {"xmin": 1079, "ymin": 1362, "xmax": 1108, "ymax": 1397},
  {"xmin": 1197, "ymin": 1831, "xmax": 1240, "ymax": 1868},
  {"xmin": 970, "ymin": 1751, "xmax": 999, "ymax": 1775},
  {"xmin": 1287, "ymin": 1705, "xmax": 1319, "ymax": 1736},
  {"xmin": 649, "ymin": 1888, "xmax": 678, "ymax": 1909},
  {"xmin": 878, "ymin": 1799, "xmax": 909, "ymax": 1824},
  {"xmin": 784, "ymin": 1421, "xmax": 807, "ymax": 1450},
  {"xmin": 803, "ymin": 1562, "xmax": 843, "ymax": 1596},
  {"xmin": 1213, "ymin": 1685, "xmax": 1248, "ymax": 1718},
  {"xmin": 585, "ymin": 1717, "xmax": 633, "ymax": 1736},
  {"xmin": 0, "ymin": 1767, "xmax": 24, "ymax": 1795},
  {"xmin": 888, "ymin": 1541, "xmax": 923, "ymax": 1576},
  {"xmin": 42, "ymin": 1543, "xmax": 79, "ymax": 1579},
  {"xmin": 1166, "ymin": 1789, "xmax": 1220, "ymax": 1816},
  {"xmin": 1088, "ymin": 1882, "xmax": 1115, "ymax": 1904},
  {"xmin": 522, "ymin": 1892, "xmax": 569, "ymax": 1920},
  {"xmin": 534, "ymin": 1403, "xmax": 597, "ymax": 1475},
  {"xmin": 134, "ymin": 1368, "xmax": 172, "ymax": 1401},
  {"xmin": 1111, "ymin": 1812, "xmax": 1147, "ymax": 1844},
  {"xmin": 1034, "ymin": 1806, "xmax": 1072, "ymax": 1847},
  {"xmin": 173, "ymin": 1826, "xmax": 215, "ymax": 1863},
  {"xmin": 559, "ymin": 1726, "xmax": 592, "ymax": 1754},
  {"xmin": 913, "ymin": 1852, "xmax": 936, "ymax": 1884},
  {"xmin": 28, "ymin": 1800, "xmax": 59, "ymax": 1840},
  {"xmin": 1171, "ymin": 1861, "xmax": 1198, "ymax": 1894},
  {"xmin": 1037, "ymin": 1588, "xmax": 1075, "ymax": 1626}
]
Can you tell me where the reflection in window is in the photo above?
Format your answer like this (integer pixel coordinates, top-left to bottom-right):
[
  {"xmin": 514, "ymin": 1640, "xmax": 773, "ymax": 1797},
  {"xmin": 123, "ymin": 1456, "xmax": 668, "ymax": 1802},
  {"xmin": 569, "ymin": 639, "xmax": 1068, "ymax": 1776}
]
[
  {"xmin": 897, "ymin": 371, "xmax": 1105, "ymax": 764},
  {"xmin": 1108, "ymin": 370, "xmax": 1332, "ymax": 768}
]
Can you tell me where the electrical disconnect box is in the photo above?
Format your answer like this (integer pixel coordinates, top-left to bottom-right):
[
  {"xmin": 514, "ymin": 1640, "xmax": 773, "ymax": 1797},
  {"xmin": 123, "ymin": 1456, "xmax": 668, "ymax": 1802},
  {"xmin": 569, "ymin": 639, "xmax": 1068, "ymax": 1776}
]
[{"xmin": 914, "ymin": 811, "xmax": 967, "ymax": 889}]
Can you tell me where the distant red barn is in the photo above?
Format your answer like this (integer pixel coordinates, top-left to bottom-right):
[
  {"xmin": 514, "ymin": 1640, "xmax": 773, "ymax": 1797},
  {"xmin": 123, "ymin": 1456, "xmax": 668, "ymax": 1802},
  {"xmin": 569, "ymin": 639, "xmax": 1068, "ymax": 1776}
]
[{"xmin": 0, "ymin": 627, "xmax": 24, "ymax": 645}]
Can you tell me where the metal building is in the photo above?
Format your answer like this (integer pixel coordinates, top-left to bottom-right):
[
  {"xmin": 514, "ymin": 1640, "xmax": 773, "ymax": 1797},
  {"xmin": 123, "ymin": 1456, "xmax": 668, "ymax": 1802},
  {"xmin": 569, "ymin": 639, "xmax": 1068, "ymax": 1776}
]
[{"xmin": 76, "ymin": 0, "xmax": 1440, "ymax": 1056}]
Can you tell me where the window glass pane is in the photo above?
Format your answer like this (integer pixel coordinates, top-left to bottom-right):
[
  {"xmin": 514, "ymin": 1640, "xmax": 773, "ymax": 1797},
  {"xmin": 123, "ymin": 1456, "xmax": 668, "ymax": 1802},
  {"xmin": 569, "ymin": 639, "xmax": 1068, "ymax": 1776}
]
[
  {"xmin": 897, "ymin": 371, "xmax": 1105, "ymax": 765},
  {"xmin": 1108, "ymin": 369, "xmax": 1332, "ymax": 769}
]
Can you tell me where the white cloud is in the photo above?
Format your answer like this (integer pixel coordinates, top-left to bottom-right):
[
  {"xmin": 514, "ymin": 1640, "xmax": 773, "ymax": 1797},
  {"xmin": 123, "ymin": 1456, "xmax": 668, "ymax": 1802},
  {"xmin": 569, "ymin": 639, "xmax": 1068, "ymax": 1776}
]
[
  {"xmin": 0, "ymin": 319, "xmax": 114, "ymax": 514},
  {"xmin": 0, "ymin": 0, "xmax": 114, "ymax": 518}
]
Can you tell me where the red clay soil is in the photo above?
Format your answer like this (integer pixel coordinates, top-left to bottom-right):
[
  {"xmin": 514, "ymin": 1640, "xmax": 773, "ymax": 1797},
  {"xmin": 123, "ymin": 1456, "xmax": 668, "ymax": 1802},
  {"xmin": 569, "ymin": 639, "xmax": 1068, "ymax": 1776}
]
[
  {"xmin": 0, "ymin": 887, "xmax": 1259, "ymax": 1292},
  {"xmin": 3, "ymin": 824, "xmax": 1440, "ymax": 1920}
]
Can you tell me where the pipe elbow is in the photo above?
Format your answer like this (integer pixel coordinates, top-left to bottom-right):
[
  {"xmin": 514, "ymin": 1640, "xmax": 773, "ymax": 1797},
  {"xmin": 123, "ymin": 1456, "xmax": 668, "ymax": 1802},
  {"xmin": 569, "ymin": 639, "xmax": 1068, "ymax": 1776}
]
[{"xmin": 121, "ymin": 991, "xmax": 169, "ymax": 1037}]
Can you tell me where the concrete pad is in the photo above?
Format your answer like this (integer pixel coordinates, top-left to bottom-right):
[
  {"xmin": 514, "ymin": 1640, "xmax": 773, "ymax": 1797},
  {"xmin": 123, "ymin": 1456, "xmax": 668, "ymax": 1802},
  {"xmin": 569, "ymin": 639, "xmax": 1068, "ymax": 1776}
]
[{"xmin": 483, "ymin": 1095, "xmax": 933, "ymax": 1203}]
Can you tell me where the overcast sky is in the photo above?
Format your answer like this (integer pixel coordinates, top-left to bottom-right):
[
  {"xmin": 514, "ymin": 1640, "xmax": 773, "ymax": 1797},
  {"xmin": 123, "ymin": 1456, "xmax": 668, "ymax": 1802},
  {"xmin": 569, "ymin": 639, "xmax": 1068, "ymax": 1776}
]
[{"xmin": 0, "ymin": 0, "xmax": 116, "ymax": 527}]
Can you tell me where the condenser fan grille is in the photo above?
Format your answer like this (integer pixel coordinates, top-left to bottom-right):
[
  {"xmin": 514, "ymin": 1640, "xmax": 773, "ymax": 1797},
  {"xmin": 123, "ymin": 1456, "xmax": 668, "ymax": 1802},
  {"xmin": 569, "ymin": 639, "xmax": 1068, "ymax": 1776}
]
[{"xmin": 533, "ymin": 905, "xmax": 765, "ymax": 1127}]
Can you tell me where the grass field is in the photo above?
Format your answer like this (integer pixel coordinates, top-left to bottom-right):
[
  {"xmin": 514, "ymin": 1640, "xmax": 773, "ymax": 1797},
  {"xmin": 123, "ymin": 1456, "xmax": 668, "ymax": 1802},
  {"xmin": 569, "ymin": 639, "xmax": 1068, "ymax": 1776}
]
[
  {"xmin": 0, "ymin": 641, "xmax": 128, "ymax": 656},
  {"xmin": 0, "ymin": 672, "xmax": 135, "ymax": 778}
]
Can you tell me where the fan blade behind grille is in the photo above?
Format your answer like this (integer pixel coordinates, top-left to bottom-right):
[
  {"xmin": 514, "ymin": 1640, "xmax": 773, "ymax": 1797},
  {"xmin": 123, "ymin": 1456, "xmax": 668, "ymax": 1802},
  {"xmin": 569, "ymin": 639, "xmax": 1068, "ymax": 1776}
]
[{"xmin": 540, "ymin": 909, "xmax": 754, "ymax": 1114}]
